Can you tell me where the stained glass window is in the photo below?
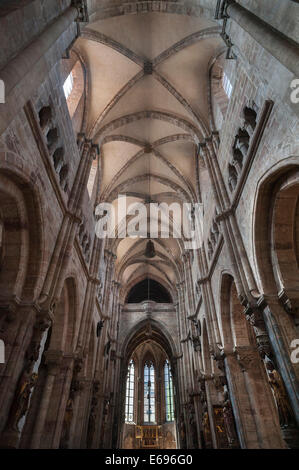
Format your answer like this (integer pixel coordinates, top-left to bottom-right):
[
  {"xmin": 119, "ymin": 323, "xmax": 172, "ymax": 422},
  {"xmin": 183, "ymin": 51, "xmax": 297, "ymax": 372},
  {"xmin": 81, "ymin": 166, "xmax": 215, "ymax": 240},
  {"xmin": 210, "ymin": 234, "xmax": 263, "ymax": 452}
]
[
  {"xmin": 144, "ymin": 361, "xmax": 155, "ymax": 423},
  {"xmin": 164, "ymin": 360, "xmax": 174, "ymax": 421},
  {"xmin": 125, "ymin": 359, "xmax": 135, "ymax": 422}
]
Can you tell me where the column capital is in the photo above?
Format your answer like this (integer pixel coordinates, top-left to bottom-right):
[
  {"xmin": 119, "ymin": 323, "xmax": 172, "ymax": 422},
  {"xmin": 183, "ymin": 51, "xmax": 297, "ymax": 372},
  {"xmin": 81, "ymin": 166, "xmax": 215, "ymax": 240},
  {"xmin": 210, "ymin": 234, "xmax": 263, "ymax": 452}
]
[
  {"xmin": 34, "ymin": 312, "xmax": 52, "ymax": 333},
  {"xmin": 242, "ymin": 295, "xmax": 275, "ymax": 361},
  {"xmin": 234, "ymin": 346, "xmax": 257, "ymax": 372},
  {"xmin": 90, "ymin": 143, "xmax": 100, "ymax": 160}
]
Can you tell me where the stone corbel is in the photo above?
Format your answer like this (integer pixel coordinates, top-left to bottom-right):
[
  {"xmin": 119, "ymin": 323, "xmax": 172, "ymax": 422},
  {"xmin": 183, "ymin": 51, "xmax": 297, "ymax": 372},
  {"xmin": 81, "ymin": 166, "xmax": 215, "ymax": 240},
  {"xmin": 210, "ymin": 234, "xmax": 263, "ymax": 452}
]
[
  {"xmin": 24, "ymin": 313, "xmax": 51, "ymax": 366},
  {"xmin": 210, "ymin": 344, "xmax": 226, "ymax": 371},
  {"xmin": 191, "ymin": 335, "xmax": 201, "ymax": 352},
  {"xmin": 278, "ymin": 288, "xmax": 294, "ymax": 315},
  {"xmin": 34, "ymin": 310, "xmax": 52, "ymax": 333},
  {"xmin": 72, "ymin": 0, "xmax": 89, "ymax": 23},
  {"xmin": 211, "ymin": 131, "xmax": 220, "ymax": 150},
  {"xmin": 242, "ymin": 295, "xmax": 274, "ymax": 361},
  {"xmin": 234, "ymin": 346, "xmax": 257, "ymax": 372},
  {"xmin": 77, "ymin": 132, "xmax": 85, "ymax": 153},
  {"xmin": 90, "ymin": 143, "xmax": 100, "ymax": 160},
  {"xmin": 198, "ymin": 142, "xmax": 209, "ymax": 167}
]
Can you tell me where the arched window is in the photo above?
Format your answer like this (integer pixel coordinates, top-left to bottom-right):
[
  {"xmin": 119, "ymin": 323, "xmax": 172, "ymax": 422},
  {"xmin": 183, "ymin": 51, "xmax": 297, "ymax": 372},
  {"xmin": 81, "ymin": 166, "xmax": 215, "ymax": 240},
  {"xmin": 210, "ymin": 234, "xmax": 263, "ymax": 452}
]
[
  {"xmin": 125, "ymin": 360, "xmax": 135, "ymax": 422},
  {"xmin": 63, "ymin": 71, "xmax": 74, "ymax": 99},
  {"xmin": 61, "ymin": 57, "xmax": 85, "ymax": 129},
  {"xmin": 164, "ymin": 360, "xmax": 174, "ymax": 422},
  {"xmin": 144, "ymin": 361, "xmax": 155, "ymax": 423}
]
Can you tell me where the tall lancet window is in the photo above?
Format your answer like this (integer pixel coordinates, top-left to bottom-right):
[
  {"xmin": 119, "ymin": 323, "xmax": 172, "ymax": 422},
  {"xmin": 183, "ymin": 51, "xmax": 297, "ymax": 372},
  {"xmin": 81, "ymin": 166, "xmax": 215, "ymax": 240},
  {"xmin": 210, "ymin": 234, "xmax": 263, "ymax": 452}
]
[
  {"xmin": 164, "ymin": 360, "xmax": 174, "ymax": 422},
  {"xmin": 125, "ymin": 360, "xmax": 135, "ymax": 422},
  {"xmin": 63, "ymin": 71, "xmax": 74, "ymax": 99},
  {"xmin": 144, "ymin": 361, "xmax": 155, "ymax": 423}
]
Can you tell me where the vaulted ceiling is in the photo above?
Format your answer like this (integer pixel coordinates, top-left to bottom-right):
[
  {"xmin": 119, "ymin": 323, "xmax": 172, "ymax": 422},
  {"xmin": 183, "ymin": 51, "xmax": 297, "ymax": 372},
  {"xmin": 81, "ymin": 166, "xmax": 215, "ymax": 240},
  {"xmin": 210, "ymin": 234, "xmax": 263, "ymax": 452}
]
[{"xmin": 76, "ymin": 2, "xmax": 224, "ymax": 299}]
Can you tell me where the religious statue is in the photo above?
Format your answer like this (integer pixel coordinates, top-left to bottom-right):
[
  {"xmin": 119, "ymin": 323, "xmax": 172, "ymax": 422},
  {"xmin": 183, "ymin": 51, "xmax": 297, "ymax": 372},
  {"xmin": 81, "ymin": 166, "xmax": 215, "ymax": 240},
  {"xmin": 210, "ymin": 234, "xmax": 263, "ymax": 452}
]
[
  {"xmin": 7, "ymin": 371, "xmax": 37, "ymax": 431},
  {"xmin": 202, "ymin": 406, "xmax": 213, "ymax": 449},
  {"xmin": 266, "ymin": 360, "xmax": 296, "ymax": 428},
  {"xmin": 222, "ymin": 387, "xmax": 239, "ymax": 448}
]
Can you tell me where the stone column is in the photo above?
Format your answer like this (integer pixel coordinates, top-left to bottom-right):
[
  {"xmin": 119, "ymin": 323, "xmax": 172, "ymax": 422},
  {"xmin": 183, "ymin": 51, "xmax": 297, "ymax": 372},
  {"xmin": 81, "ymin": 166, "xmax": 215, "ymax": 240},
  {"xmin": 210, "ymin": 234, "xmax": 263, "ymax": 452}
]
[
  {"xmin": 30, "ymin": 349, "xmax": 63, "ymax": 448},
  {"xmin": 190, "ymin": 390, "xmax": 203, "ymax": 449},
  {"xmin": 68, "ymin": 140, "xmax": 99, "ymax": 212},
  {"xmin": 0, "ymin": 4, "xmax": 81, "ymax": 135},
  {"xmin": 206, "ymin": 137, "xmax": 257, "ymax": 295},
  {"xmin": 200, "ymin": 139, "xmax": 252, "ymax": 300},
  {"xmin": 85, "ymin": 380, "xmax": 101, "ymax": 449},
  {"xmin": 49, "ymin": 354, "xmax": 75, "ymax": 449},
  {"xmin": 215, "ymin": 349, "xmax": 259, "ymax": 448},
  {"xmin": 234, "ymin": 345, "xmax": 284, "ymax": 448},
  {"xmin": 182, "ymin": 251, "xmax": 195, "ymax": 315},
  {"xmin": 176, "ymin": 281, "xmax": 189, "ymax": 408},
  {"xmin": 76, "ymin": 378, "xmax": 93, "ymax": 448},
  {"xmin": 196, "ymin": 247, "xmax": 221, "ymax": 346},
  {"xmin": 0, "ymin": 311, "xmax": 51, "ymax": 448},
  {"xmin": 0, "ymin": 306, "xmax": 35, "ymax": 433},
  {"xmin": 246, "ymin": 297, "xmax": 299, "ymax": 448},
  {"xmin": 224, "ymin": 0, "xmax": 299, "ymax": 77},
  {"xmin": 59, "ymin": 356, "xmax": 84, "ymax": 449},
  {"xmin": 39, "ymin": 139, "xmax": 99, "ymax": 317},
  {"xmin": 77, "ymin": 237, "xmax": 103, "ymax": 365},
  {"xmin": 198, "ymin": 374, "xmax": 218, "ymax": 449}
]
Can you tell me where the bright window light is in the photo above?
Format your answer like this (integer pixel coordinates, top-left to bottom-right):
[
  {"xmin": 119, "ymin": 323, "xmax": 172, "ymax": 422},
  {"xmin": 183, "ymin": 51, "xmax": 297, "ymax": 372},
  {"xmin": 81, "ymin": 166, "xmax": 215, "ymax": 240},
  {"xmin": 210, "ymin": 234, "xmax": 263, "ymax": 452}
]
[
  {"xmin": 125, "ymin": 359, "xmax": 135, "ymax": 423},
  {"xmin": 63, "ymin": 72, "xmax": 73, "ymax": 99},
  {"xmin": 222, "ymin": 72, "xmax": 232, "ymax": 98}
]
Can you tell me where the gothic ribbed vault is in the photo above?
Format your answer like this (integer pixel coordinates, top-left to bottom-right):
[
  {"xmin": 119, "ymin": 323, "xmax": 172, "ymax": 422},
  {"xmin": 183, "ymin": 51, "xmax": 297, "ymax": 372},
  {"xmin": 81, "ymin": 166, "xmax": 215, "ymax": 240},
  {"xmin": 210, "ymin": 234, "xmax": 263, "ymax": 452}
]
[{"xmin": 75, "ymin": 7, "xmax": 224, "ymax": 294}]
